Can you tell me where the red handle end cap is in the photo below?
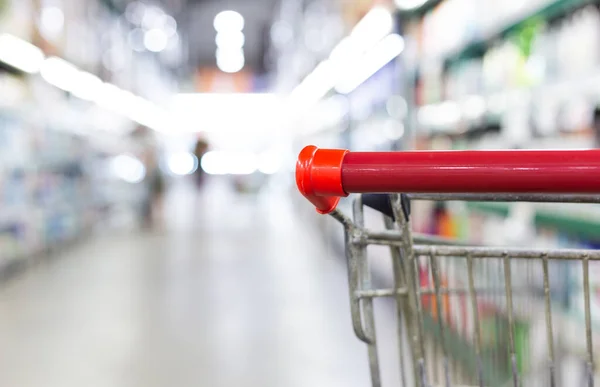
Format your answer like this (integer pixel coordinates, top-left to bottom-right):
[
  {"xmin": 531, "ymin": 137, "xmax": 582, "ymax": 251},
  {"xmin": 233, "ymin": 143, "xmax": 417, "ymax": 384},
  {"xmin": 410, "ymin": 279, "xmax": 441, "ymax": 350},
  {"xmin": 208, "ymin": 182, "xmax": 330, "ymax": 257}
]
[{"xmin": 296, "ymin": 145, "xmax": 349, "ymax": 214}]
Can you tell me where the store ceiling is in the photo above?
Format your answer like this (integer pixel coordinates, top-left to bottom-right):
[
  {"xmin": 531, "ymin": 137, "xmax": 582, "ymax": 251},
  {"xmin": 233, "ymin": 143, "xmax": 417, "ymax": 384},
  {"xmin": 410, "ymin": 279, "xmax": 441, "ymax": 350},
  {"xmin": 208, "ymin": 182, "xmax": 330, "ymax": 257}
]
[{"xmin": 181, "ymin": 0, "xmax": 280, "ymax": 73}]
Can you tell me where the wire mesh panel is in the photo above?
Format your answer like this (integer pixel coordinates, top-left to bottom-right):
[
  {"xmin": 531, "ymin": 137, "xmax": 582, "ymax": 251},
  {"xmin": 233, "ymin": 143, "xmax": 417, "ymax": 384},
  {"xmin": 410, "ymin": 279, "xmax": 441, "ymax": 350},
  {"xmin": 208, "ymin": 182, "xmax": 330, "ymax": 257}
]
[{"xmin": 332, "ymin": 193, "xmax": 600, "ymax": 387}]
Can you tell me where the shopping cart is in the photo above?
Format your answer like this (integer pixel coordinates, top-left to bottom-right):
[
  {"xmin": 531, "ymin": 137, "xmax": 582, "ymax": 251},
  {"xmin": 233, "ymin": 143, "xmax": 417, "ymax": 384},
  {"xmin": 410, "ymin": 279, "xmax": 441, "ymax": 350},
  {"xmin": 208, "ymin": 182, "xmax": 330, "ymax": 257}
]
[{"xmin": 296, "ymin": 145, "xmax": 600, "ymax": 387}]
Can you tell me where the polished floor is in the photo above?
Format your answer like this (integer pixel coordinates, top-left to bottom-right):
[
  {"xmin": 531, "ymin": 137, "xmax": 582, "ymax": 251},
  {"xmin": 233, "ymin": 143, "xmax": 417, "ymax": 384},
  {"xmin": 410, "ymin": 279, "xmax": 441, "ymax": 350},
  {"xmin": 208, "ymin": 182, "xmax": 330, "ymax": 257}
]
[{"xmin": 0, "ymin": 179, "xmax": 399, "ymax": 387}]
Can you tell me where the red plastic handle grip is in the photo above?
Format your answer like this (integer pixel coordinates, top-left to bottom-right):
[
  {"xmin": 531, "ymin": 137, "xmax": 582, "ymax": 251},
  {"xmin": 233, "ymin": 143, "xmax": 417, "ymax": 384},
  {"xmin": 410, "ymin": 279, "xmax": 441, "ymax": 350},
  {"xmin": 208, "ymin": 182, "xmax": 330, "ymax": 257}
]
[
  {"xmin": 296, "ymin": 146, "xmax": 600, "ymax": 214},
  {"xmin": 296, "ymin": 145, "xmax": 348, "ymax": 214}
]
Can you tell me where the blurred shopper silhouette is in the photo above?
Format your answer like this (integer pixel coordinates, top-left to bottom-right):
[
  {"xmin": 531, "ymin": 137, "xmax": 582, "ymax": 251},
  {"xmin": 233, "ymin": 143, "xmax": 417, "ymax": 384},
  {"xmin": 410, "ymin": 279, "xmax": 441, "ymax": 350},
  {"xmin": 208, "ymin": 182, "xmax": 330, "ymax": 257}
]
[
  {"xmin": 141, "ymin": 149, "xmax": 165, "ymax": 229},
  {"xmin": 193, "ymin": 136, "xmax": 209, "ymax": 189}
]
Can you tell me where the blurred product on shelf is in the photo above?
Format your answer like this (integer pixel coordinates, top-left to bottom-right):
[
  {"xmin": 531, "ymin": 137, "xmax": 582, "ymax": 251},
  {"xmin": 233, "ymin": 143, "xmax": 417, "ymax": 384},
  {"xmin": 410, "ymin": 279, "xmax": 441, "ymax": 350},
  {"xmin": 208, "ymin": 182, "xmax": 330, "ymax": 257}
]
[{"xmin": 414, "ymin": 1, "xmax": 600, "ymax": 148}]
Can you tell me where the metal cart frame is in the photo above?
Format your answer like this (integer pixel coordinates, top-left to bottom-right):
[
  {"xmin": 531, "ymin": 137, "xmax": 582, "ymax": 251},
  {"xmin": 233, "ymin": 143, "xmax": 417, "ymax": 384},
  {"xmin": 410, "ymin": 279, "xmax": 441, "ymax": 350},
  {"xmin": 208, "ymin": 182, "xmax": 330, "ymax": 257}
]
[{"xmin": 296, "ymin": 145, "xmax": 600, "ymax": 387}]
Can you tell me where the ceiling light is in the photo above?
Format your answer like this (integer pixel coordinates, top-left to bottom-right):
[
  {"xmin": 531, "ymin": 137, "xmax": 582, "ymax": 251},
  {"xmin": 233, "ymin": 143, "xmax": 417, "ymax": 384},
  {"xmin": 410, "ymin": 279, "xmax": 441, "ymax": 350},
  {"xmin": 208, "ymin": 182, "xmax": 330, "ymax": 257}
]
[
  {"xmin": 111, "ymin": 154, "xmax": 146, "ymax": 183},
  {"xmin": 215, "ymin": 30, "xmax": 245, "ymax": 49},
  {"xmin": 40, "ymin": 56, "xmax": 80, "ymax": 92},
  {"xmin": 128, "ymin": 96, "xmax": 168, "ymax": 131},
  {"xmin": 214, "ymin": 10, "xmax": 244, "ymax": 32},
  {"xmin": 319, "ymin": 95, "xmax": 349, "ymax": 127},
  {"xmin": 110, "ymin": 89, "xmax": 138, "ymax": 117},
  {"xmin": 290, "ymin": 6, "xmax": 395, "ymax": 108},
  {"xmin": 171, "ymin": 93, "xmax": 282, "ymax": 134},
  {"xmin": 201, "ymin": 151, "xmax": 257, "ymax": 175},
  {"xmin": 162, "ymin": 15, "xmax": 177, "ymax": 37},
  {"xmin": 394, "ymin": 0, "xmax": 429, "ymax": 10},
  {"xmin": 39, "ymin": 5, "xmax": 64, "ymax": 41},
  {"xmin": 144, "ymin": 28, "xmax": 168, "ymax": 52},
  {"xmin": 93, "ymin": 85, "xmax": 170, "ymax": 132},
  {"xmin": 258, "ymin": 151, "xmax": 281, "ymax": 175},
  {"xmin": 94, "ymin": 83, "xmax": 129, "ymax": 112},
  {"xmin": 200, "ymin": 152, "xmax": 227, "ymax": 175},
  {"xmin": 70, "ymin": 72, "xmax": 103, "ymax": 101},
  {"xmin": 0, "ymin": 34, "xmax": 45, "ymax": 73},
  {"xmin": 11, "ymin": 36, "xmax": 171, "ymax": 134},
  {"xmin": 328, "ymin": 8, "xmax": 393, "ymax": 65},
  {"xmin": 349, "ymin": 7, "xmax": 393, "ymax": 54},
  {"xmin": 329, "ymin": 37, "xmax": 355, "ymax": 62},
  {"xmin": 167, "ymin": 152, "xmax": 198, "ymax": 176},
  {"xmin": 335, "ymin": 34, "xmax": 405, "ymax": 94},
  {"xmin": 141, "ymin": 5, "xmax": 165, "ymax": 30},
  {"xmin": 290, "ymin": 60, "xmax": 335, "ymax": 107},
  {"xmin": 125, "ymin": 1, "xmax": 146, "ymax": 25},
  {"xmin": 216, "ymin": 48, "xmax": 244, "ymax": 73}
]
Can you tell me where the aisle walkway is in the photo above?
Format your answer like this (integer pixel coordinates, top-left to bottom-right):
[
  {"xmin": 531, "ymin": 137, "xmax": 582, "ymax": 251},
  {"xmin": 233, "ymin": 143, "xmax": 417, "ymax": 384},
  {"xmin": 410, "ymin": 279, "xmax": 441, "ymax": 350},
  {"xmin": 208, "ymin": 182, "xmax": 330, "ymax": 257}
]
[{"xmin": 0, "ymin": 179, "xmax": 379, "ymax": 387}]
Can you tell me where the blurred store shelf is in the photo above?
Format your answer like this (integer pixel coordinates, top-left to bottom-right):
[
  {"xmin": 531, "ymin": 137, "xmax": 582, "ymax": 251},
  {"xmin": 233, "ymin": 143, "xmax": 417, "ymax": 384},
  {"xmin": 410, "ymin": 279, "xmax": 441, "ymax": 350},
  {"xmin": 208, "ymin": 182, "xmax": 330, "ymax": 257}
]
[{"xmin": 440, "ymin": 0, "xmax": 597, "ymax": 66}]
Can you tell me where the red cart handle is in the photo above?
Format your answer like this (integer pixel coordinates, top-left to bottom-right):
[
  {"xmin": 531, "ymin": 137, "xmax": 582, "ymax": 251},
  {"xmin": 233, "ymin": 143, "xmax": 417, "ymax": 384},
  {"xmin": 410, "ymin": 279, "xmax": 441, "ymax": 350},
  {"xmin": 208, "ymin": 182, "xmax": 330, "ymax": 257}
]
[{"xmin": 296, "ymin": 145, "xmax": 600, "ymax": 214}]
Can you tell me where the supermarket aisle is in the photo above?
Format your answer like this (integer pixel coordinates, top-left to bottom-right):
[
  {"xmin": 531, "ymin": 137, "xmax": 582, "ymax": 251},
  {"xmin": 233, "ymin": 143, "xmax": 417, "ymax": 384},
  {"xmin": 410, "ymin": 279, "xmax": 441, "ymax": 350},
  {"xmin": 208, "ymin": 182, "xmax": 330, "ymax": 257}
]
[{"xmin": 0, "ymin": 179, "xmax": 383, "ymax": 387}]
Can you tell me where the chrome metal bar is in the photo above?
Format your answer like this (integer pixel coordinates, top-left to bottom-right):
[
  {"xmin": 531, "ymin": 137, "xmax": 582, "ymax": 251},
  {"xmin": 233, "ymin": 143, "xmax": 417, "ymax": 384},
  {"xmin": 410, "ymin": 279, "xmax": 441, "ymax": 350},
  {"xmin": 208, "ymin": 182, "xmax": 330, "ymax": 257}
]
[
  {"xmin": 366, "ymin": 239, "xmax": 600, "ymax": 260},
  {"xmin": 392, "ymin": 194, "xmax": 427, "ymax": 387},
  {"xmin": 413, "ymin": 246, "xmax": 600, "ymax": 260},
  {"xmin": 355, "ymin": 288, "xmax": 408, "ymax": 298},
  {"xmin": 503, "ymin": 255, "xmax": 519, "ymax": 387},
  {"xmin": 583, "ymin": 256, "xmax": 594, "ymax": 387},
  {"xmin": 467, "ymin": 254, "xmax": 485, "ymax": 387},
  {"xmin": 412, "ymin": 251, "xmax": 428, "ymax": 387},
  {"xmin": 429, "ymin": 253, "xmax": 451, "ymax": 387},
  {"xmin": 353, "ymin": 197, "xmax": 381, "ymax": 387},
  {"xmin": 541, "ymin": 254, "xmax": 556, "ymax": 387},
  {"xmin": 384, "ymin": 215, "xmax": 408, "ymax": 387},
  {"xmin": 330, "ymin": 208, "xmax": 354, "ymax": 228},
  {"xmin": 413, "ymin": 233, "xmax": 471, "ymax": 246},
  {"xmin": 433, "ymin": 338, "xmax": 440, "ymax": 384},
  {"xmin": 364, "ymin": 230, "xmax": 470, "ymax": 247},
  {"xmin": 355, "ymin": 287, "xmax": 533, "ymax": 299},
  {"xmin": 344, "ymin": 227, "xmax": 370, "ymax": 343},
  {"xmin": 363, "ymin": 229, "xmax": 403, "ymax": 243}
]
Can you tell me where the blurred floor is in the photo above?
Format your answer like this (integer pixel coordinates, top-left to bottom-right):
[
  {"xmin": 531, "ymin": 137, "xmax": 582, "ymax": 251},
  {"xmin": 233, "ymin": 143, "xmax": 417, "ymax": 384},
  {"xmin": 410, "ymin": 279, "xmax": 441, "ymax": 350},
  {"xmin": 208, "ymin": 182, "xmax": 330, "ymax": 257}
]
[{"xmin": 0, "ymin": 178, "xmax": 382, "ymax": 387}]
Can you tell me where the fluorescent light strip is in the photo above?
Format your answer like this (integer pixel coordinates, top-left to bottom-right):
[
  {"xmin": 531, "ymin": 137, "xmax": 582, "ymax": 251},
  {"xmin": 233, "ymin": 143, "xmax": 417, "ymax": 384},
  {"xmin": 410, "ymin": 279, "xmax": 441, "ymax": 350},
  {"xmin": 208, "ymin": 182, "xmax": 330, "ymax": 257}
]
[
  {"xmin": 335, "ymin": 34, "xmax": 405, "ymax": 94},
  {"xmin": 40, "ymin": 56, "xmax": 80, "ymax": 92},
  {"xmin": 349, "ymin": 7, "xmax": 394, "ymax": 54},
  {"xmin": 289, "ymin": 60, "xmax": 335, "ymax": 106},
  {"xmin": 71, "ymin": 72, "xmax": 103, "ymax": 101},
  {"xmin": 290, "ymin": 6, "xmax": 396, "ymax": 107},
  {"xmin": 0, "ymin": 34, "xmax": 45, "ymax": 73},
  {"xmin": 394, "ymin": 0, "xmax": 429, "ymax": 10},
  {"xmin": 0, "ymin": 34, "xmax": 169, "ymax": 133}
]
